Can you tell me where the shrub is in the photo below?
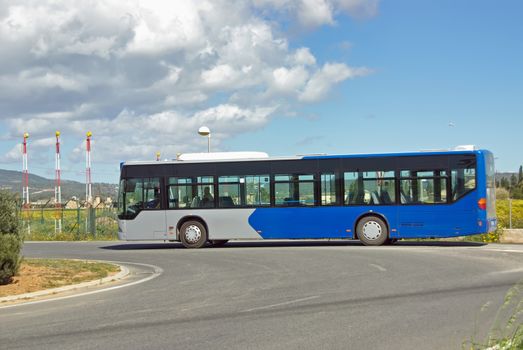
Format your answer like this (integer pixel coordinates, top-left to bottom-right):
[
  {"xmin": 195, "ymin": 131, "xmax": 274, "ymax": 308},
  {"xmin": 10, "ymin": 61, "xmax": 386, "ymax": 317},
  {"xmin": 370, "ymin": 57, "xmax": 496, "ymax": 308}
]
[
  {"xmin": 496, "ymin": 187, "xmax": 510, "ymax": 200},
  {"xmin": 0, "ymin": 190, "xmax": 23, "ymax": 285}
]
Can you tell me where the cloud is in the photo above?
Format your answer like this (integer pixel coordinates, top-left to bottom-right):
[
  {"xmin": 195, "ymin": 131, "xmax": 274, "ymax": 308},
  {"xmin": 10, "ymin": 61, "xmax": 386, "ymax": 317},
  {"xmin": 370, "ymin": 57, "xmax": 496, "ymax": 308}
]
[
  {"xmin": 0, "ymin": 0, "xmax": 377, "ymax": 166},
  {"xmin": 253, "ymin": 0, "xmax": 379, "ymax": 28},
  {"xmin": 297, "ymin": 0, "xmax": 335, "ymax": 27},
  {"xmin": 299, "ymin": 63, "xmax": 372, "ymax": 102}
]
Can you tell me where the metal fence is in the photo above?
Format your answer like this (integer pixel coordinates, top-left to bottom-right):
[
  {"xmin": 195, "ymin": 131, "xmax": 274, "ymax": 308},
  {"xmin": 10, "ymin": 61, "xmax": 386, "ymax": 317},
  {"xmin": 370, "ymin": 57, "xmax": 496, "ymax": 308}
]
[{"xmin": 20, "ymin": 202, "xmax": 118, "ymax": 241}]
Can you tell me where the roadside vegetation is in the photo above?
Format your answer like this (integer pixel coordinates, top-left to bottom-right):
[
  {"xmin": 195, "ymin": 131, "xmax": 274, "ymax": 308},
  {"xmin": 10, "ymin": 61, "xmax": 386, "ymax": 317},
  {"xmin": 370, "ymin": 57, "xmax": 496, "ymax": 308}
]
[
  {"xmin": 464, "ymin": 280, "xmax": 523, "ymax": 350},
  {"xmin": 0, "ymin": 190, "xmax": 23, "ymax": 285},
  {"xmin": 0, "ymin": 258, "xmax": 120, "ymax": 297},
  {"xmin": 21, "ymin": 207, "xmax": 117, "ymax": 241}
]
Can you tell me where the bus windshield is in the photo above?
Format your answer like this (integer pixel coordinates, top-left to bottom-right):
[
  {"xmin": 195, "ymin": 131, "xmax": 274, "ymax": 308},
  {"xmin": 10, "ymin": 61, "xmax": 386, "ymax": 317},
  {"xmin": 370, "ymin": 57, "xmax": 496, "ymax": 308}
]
[{"xmin": 118, "ymin": 178, "xmax": 161, "ymax": 219}]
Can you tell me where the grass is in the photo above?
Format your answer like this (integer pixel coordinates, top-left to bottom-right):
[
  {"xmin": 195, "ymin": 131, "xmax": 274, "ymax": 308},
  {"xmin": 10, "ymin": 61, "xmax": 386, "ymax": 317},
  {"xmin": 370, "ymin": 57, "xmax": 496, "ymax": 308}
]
[
  {"xmin": 24, "ymin": 259, "xmax": 120, "ymax": 288},
  {"xmin": 464, "ymin": 280, "xmax": 523, "ymax": 350}
]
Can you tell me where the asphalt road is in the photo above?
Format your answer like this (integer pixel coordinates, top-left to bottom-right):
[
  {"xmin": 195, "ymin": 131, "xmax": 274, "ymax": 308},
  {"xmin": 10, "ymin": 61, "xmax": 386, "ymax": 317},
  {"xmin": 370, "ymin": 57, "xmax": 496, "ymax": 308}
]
[{"xmin": 1, "ymin": 241, "xmax": 523, "ymax": 350}]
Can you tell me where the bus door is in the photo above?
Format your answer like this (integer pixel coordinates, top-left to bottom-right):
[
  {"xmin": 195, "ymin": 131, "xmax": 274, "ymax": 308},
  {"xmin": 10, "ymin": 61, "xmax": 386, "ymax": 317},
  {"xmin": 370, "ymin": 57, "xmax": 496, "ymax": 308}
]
[
  {"xmin": 123, "ymin": 177, "xmax": 167, "ymax": 240},
  {"xmin": 397, "ymin": 170, "xmax": 451, "ymax": 237}
]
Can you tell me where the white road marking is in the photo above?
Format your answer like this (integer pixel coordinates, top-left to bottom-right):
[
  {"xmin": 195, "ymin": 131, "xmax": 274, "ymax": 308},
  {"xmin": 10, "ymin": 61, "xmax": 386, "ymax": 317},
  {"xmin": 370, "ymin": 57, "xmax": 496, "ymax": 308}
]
[
  {"xmin": 487, "ymin": 267, "xmax": 523, "ymax": 275},
  {"xmin": 0, "ymin": 261, "xmax": 163, "ymax": 310},
  {"xmin": 369, "ymin": 263, "xmax": 387, "ymax": 272},
  {"xmin": 243, "ymin": 295, "xmax": 319, "ymax": 312},
  {"xmin": 482, "ymin": 249, "xmax": 523, "ymax": 254}
]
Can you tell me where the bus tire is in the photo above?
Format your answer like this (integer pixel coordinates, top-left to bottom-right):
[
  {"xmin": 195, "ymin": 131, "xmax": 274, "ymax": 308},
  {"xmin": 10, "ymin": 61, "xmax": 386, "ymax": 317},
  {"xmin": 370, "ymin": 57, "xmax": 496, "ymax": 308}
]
[
  {"xmin": 180, "ymin": 221, "xmax": 208, "ymax": 249},
  {"xmin": 356, "ymin": 216, "xmax": 389, "ymax": 246},
  {"xmin": 211, "ymin": 240, "xmax": 228, "ymax": 247}
]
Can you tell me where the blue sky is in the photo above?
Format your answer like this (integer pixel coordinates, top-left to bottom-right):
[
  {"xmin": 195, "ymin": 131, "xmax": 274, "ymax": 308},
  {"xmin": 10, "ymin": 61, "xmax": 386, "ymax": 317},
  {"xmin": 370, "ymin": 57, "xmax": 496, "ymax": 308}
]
[{"xmin": 0, "ymin": 0, "xmax": 521, "ymax": 185}]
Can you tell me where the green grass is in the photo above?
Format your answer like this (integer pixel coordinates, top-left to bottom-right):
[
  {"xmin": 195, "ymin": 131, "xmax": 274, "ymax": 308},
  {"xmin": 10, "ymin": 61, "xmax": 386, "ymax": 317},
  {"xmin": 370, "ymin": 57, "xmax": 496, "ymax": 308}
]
[{"xmin": 464, "ymin": 280, "xmax": 523, "ymax": 350}]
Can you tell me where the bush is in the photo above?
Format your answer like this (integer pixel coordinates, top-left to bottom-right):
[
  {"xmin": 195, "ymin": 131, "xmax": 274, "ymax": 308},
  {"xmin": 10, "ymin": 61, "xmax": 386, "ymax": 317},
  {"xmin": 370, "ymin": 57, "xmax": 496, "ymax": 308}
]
[
  {"xmin": 496, "ymin": 187, "xmax": 510, "ymax": 200},
  {"xmin": 0, "ymin": 190, "xmax": 23, "ymax": 285}
]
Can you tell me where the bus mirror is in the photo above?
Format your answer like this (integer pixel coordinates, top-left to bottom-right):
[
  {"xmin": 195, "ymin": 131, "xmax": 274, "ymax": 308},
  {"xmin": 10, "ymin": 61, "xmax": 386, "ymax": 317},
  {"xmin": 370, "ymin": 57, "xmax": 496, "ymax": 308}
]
[{"xmin": 125, "ymin": 180, "xmax": 136, "ymax": 192}]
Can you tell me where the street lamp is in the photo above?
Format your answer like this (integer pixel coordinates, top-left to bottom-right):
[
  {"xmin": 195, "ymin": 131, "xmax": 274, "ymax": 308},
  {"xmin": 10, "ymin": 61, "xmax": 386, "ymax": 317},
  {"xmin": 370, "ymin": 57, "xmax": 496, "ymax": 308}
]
[{"xmin": 198, "ymin": 126, "xmax": 211, "ymax": 153}]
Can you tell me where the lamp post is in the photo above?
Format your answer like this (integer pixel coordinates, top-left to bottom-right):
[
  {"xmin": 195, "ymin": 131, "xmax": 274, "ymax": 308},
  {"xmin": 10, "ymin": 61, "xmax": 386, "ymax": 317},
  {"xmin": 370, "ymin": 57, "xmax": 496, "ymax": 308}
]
[{"xmin": 198, "ymin": 126, "xmax": 211, "ymax": 153}]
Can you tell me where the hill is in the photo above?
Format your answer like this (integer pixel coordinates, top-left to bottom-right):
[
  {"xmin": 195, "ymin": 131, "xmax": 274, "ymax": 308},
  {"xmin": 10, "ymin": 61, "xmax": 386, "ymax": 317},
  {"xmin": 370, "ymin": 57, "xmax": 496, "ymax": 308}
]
[{"xmin": 0, "ymin": 169, "xmax": 117, "ymax": 202}]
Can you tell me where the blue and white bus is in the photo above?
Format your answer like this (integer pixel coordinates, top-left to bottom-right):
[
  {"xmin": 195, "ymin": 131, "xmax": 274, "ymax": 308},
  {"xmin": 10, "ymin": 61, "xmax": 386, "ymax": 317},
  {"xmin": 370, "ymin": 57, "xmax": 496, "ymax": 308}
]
[{"xmin": 117, "ymin": 148, "xmax": 496, "ymax": 248}]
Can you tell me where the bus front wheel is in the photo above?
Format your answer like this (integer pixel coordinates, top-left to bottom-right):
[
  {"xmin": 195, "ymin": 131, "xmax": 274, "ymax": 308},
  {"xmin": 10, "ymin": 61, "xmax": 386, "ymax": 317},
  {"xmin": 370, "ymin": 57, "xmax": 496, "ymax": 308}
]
[
  {"xmin": 356, "ymin": 216, "xmax": 389, "ymax": 246},
  {"xmin": 180, "ymin": 221, "xmax": 208, "ymax": 249}
]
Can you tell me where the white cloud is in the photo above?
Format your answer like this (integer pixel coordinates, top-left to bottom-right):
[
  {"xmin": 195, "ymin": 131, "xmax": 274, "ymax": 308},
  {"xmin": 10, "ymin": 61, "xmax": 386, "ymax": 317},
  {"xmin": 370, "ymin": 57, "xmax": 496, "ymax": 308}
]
[
  {"xmin": 272, "ymin": 66, "xmax": 309, "ymax": 93},
  {"xmin": 297, "ymin": 0, "xmax": 335, "ymax": 27},
  {"xmin": 292, "ymin": 47, "xmax": 316, "ymax": 66},
  {"xmin": 0, "ymin": 0, "xmax": 377, "ymax": 166},
  {"xmin": 0, "ymin": 144, "xmax": 22, "ymax": 162},
  {"xmin": 253, "ymin": 0, "xmax": 379, "ymax": 28},
  {"xmin": 201, "ymin": 64, "xmax": 239, "ymax": 88},
  {"xmin": 299, "ymin": 63, "xmax": 372, "ymax": 102}
]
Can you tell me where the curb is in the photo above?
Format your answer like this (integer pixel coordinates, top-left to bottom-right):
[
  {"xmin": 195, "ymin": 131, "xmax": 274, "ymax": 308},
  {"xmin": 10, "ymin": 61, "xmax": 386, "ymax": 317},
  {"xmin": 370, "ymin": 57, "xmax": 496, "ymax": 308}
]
[{"xmin": 0, "ymin": 262, "xmax": 129, "ymax": 303}]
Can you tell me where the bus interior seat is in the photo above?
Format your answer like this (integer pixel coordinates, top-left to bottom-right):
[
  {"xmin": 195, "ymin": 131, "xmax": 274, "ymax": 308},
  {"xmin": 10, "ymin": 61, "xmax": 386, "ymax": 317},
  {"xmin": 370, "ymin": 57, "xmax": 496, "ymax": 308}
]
[
  {"xmin": 371, "ymin": 191, "xmax": 380, "ymax": 205},
  {"xmin": 283, "ymin": 197, "xmax": 294, "ymax": 206},
  {"xmin": 219, "ymin": 196, "xmax": 235, "ymax": 207},
  {"xmin": 381, "ymin": 190, "xmax": 392, "ymax": 204},
  {"xmin": 190, "ymin": 196, "xmax": 200, "ymax": 208},
  {"xmin": 349, "ymin": 191, "xmax": 365, "ymax": 205}
]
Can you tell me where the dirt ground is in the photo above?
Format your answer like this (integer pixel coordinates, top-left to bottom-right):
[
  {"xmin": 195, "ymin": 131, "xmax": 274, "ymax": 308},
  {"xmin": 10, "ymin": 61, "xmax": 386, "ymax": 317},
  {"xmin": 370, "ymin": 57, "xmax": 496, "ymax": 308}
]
[{"xmin": 0, "ymin": 260, "xmax": 120, "ymax": 297}]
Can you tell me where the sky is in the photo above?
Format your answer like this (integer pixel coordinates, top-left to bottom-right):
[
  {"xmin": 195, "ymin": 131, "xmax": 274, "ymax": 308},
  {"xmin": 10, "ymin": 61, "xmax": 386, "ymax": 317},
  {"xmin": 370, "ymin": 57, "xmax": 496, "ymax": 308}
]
[{"xmin": 0, "ymin": 0, "xmax": 521, "ymax": 184}]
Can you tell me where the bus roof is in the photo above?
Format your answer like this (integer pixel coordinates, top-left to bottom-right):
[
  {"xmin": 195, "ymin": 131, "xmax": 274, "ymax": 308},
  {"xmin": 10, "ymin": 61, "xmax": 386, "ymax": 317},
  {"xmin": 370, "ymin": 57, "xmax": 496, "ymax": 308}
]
[{"xmin": 121, "ymin": 147, "xmax": 490, "ymax": 167}]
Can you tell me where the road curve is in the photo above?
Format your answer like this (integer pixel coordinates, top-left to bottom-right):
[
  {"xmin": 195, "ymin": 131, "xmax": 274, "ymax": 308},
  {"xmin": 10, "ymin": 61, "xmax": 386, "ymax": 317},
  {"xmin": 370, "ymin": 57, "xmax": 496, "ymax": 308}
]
[{"xmin": 1, "ymin": 241, "xmax": 522, "ymax": 350}]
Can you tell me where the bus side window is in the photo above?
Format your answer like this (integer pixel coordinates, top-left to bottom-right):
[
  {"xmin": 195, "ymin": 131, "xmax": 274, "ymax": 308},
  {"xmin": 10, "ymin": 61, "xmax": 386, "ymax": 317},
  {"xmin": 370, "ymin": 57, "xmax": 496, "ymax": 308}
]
[{"xmin": 320, "ymin": 173, "xmax": 337, "ymax": 205}]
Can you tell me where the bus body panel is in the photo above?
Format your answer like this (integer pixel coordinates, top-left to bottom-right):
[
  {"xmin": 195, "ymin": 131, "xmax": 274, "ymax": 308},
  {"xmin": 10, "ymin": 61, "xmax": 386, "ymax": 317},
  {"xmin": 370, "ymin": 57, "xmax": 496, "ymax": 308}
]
[
  {"xmin": 397, "ymin": 193, "xmax": 479, "ymax": 238},
  {"xmin": 166, "ymin": 209, "xmax": 261, "ymax": 240},
  {"xmin": 248, "ymin": 206, "xmax": 397, "ymax": 239},
  {"xmin": 119, "ymin": 210, "xmax": 166, "ymax": 240}
]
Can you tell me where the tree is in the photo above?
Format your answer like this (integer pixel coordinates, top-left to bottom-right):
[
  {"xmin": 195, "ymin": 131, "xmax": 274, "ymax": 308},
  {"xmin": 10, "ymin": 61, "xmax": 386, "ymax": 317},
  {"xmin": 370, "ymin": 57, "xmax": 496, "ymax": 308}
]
[
  {"xmin": 519, "ymin": 165, "xmax": 523, "ymax": 185},
  {"xmin": 500, "ymin": 177, "xmax": 510, "ymax": 190},
  {"xmin": 510, "ymin": 174, "xmax": 518, "ymax": 188},
  {"xmin": 0, "ymin": 190, "xmax": 23, "ymax": 285}
]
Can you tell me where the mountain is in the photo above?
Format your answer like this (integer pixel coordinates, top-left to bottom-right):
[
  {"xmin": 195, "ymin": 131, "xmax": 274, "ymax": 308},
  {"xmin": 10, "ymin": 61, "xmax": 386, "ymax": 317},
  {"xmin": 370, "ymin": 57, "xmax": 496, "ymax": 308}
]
[{"xmin": 0, "ymin": 169, "xmax": 117, "ymax": 202}]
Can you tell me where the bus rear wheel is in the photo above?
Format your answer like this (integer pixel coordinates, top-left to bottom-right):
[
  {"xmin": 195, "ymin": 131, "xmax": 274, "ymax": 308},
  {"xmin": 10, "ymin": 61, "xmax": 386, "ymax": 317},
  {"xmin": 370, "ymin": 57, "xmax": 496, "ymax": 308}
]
[
  {"xmin": 180, "ymin": 221, "xmax": 207, "ymax": 249},
  {"xmin": 356, "ymin": 216, "xmax": 389, "ymax": 246}
]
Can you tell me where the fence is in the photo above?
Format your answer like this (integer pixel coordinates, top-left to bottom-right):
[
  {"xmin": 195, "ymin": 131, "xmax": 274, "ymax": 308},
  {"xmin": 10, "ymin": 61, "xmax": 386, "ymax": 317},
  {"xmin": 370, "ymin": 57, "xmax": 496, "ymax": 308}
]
[{"xmin": 20, "ymin": 202, "xmax": 118, "ymax": 241}]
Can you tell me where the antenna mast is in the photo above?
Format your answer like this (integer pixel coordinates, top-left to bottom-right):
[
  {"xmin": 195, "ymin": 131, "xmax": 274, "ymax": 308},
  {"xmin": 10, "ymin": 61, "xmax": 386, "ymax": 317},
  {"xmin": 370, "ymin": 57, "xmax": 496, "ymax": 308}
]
[
  {"xmin": 54, "ymin": 131, "xmax": 62, "ymax": 233},
  {"xmin": 86, "ymin": 131, "xmax": 92, "ymax": 205},
  {"xmin": 22, "ymin": 132, "xmax": 30, "ymax": 207}
]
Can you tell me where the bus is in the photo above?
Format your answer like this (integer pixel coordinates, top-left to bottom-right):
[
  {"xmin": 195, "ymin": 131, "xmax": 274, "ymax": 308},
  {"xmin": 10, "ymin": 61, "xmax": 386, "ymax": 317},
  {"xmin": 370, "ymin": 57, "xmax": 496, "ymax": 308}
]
[{"xmin": 117, "ymin": 147, "xmax": 497, "ymax": 248}]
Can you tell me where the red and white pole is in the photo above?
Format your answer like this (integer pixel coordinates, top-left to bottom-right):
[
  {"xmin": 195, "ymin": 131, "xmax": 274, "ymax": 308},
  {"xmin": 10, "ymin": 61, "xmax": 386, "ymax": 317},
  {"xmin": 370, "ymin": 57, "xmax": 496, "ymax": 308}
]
[
  {"xmin": 22, "ymin": 132, "xmax": 30, "ymax": 208},
  {"xmin": 55, "ymin": 131, "xmax": 62, "ymax": 233},
  {"xmin": 86, "ymin": 131, "xmax": 92, "ymax": 205}
]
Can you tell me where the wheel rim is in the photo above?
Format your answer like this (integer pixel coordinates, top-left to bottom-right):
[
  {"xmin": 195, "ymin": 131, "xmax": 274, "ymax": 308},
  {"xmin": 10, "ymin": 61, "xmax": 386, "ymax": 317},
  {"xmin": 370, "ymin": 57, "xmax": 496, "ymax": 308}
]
[
  {"xmin": 362, "ymin": 221, "xmax": 382, "ymax": 241},
  {"xmin": 184, "ymin": 225, "xmax": 202, "ymax": 244}
]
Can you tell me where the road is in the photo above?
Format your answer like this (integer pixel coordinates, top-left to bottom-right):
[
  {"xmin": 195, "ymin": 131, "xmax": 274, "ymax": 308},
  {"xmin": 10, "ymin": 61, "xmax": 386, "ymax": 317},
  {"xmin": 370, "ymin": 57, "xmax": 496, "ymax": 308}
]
[{"xmin": 1, "ymin": 241, "xmax": 523, "ymax": 350}]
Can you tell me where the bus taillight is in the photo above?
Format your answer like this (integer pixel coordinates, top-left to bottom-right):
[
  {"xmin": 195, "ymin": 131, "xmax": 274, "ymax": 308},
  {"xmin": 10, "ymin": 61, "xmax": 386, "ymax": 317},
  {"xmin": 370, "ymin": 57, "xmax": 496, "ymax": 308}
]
[{"xmin": 478, "ymin": 198, "xmax": 487, "ymax": 210}]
